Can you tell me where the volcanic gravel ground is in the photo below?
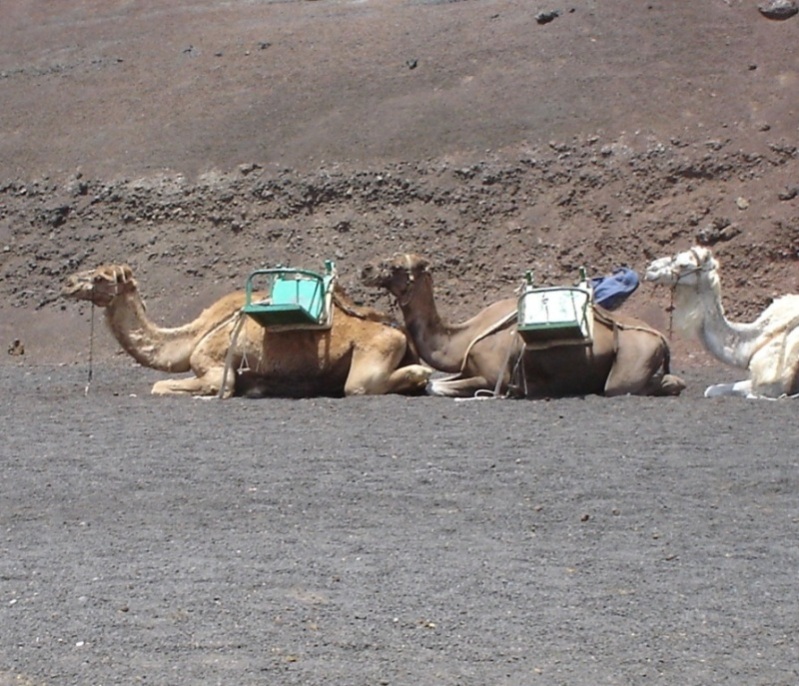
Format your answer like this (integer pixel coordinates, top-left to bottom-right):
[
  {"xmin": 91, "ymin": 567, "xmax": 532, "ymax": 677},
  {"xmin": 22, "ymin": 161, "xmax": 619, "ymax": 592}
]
[{"xmin": 1, "ymin": 362, "xmax": 798, "ymax": 685}]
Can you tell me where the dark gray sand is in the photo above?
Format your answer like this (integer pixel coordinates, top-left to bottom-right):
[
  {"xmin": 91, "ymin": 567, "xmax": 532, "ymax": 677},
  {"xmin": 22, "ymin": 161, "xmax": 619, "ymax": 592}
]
[{"xmin": 2, "ymin": 362, "xmax": 798, "ymax": 685}]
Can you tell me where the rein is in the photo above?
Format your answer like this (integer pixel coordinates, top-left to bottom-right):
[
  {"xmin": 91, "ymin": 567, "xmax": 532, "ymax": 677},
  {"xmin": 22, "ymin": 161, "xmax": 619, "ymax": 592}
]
[
  {"xmin": 83, "ymin": 273, "xmax": 128, "ymax": 396},
  {"xmin": 85, "ymin": 302, "xmax": 95, "ymax": 396},
  {"xmin": 668, "ymin": 285, "xmax": 675, "ymax": 339},
  {"xmin": 396, "ymin": 254, "xmax": 421, "ymax": 308}
]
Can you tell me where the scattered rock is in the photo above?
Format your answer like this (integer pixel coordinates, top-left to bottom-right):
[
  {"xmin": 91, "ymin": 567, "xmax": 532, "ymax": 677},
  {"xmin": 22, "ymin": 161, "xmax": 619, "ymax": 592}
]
[
  {"xmin": 696, "ymin": 219, "xmax": 741, "ymax": 246},
  {"xmin": 8, "ymin": 339, "xmax": 25, "ymax": 356},
  {"xmin": 238, "ymin": 162, "xmax": 262, "ymax": 176},
  {"xmin": 758, "ymin": 0, "xmax": 798, "ymax": 20},
  {"xmin": 535, "ymin": 10, "xmax": 560, "ymax": 24}
]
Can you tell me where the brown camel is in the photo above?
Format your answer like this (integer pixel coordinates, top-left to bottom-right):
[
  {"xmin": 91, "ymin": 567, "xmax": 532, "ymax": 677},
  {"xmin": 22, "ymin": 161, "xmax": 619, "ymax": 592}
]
[
  {"xmin": 361, "ymin": 254, "xmax": 686, "ymax": 398},
  {"xmin": 62, "ymin": 264, "xmax": 431, "ymax": 398}
]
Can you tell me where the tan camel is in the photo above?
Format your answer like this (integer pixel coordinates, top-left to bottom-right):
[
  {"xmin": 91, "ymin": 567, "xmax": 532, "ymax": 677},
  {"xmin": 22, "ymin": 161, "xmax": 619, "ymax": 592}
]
[
  {"xmin": 62, "ymin": 264, "xmax": 431, "ymax": 398},
  {"xmin": 361, "ymin": 254, "xmax": 685, "ymax": 398},
  {"xmin": 645, "ymin": 246, "xmax": 799, "ymax": 399}
]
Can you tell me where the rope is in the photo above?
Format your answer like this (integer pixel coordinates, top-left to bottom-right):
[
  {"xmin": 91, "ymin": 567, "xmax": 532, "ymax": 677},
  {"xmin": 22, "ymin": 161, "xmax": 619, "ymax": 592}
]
[
  {"xmin": 668, "ymin": 285, "xmax": 675, "ymax": 339},
  {"xmin": 85, "ymin": 303, "xmax": 95, "ymax": 396},
  {"xmin": 459, "ymin": 309, "xmax": 519, "ymax": 374},
  {"xmin": 218, "ymin": 311, "xmax": 247, "ymax": 399},
  {"xmin": 491, "ymin": 328, "xmax": 520, "ymax": 398}
]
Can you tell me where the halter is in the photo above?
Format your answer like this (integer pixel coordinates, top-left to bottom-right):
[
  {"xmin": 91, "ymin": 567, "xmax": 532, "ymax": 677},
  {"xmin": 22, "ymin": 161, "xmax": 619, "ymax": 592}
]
[
  {"xmin": 667, "ymin": 247, "xmax": 716, "ymax": 337},
  {"xmin": 83, "ymin": 270, "xmax": 130, "ymax": 393},
  {"xmin": 394, "ymin": 253, "xmax": 425, "ymax": 308},
  {"xmin": 89, "ymin": 268, "xmax": 131, "ymax": 305},
  {"xmin": 671, "ymin": 247, "xmax": 716, "ymax": 283}
]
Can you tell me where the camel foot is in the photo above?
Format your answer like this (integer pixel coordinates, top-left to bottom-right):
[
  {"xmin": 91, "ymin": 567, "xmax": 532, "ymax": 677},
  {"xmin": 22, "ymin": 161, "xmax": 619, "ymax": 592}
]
[
  {"xmin": 426, "ymin": 374, "xmax": 494, "ymax": 398},
  {"xmin": 658, "ymin": 373, "xmax": 687, "ymax": 396},
  {"xmin": 704, "ymin": 380, "xmax": 752, "ymax": 398}
]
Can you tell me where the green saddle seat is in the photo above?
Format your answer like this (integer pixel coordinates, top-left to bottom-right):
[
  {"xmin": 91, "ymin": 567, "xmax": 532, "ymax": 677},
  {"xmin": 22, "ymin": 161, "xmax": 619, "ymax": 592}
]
[{"xmin": 242, "ymin": 262, "xmax": 336, "ymax": 329}]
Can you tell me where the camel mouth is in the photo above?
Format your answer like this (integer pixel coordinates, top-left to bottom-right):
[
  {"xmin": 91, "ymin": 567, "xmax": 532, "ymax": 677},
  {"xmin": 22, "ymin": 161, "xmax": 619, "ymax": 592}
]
[
  {"xmin": 643, "ymin": 269, "xmax": 667, "ymax": 284},
  {"xmin": 359, "ymin": 262, "xmax": 390, "ymax": 288},
  {"xmin": 61, "ymin": 276, "xmax": 88, "ymax": 299},
  {"xmin": 643, "ymin": 258, "xmax": 677, "ymax": 285},
  {"xmin": 61, "ymin": 273, "xmax": 110, "ymax": 305}
]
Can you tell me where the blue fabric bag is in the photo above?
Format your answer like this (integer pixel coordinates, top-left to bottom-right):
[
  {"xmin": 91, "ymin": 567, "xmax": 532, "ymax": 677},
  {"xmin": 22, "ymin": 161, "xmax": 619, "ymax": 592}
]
[{"xmin": 591, "ymin": 267, "xmax": 639, "ymax": 310}]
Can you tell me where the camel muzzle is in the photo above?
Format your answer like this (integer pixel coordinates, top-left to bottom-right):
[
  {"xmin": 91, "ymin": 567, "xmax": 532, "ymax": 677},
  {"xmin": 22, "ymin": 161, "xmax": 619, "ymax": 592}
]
[{"xmin": 360, "ymin": 263, "xmax": 387, "ymax": 287}]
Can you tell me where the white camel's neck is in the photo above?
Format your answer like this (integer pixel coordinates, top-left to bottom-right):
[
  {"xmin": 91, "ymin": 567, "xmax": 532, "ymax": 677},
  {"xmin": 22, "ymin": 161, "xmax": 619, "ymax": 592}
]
[
  {"xmin": 673, "ymin": 273, "xmax": 761, "ymax": 368},
  {"xmin": 104, "ymin": 291, "xmax": 202, "ymax": 372}
]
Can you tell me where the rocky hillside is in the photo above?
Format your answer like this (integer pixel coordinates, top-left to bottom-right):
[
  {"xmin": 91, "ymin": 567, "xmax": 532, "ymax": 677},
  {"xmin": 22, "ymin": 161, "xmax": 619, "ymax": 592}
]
[{"xmin": 0, "ymin": 0, "xmax": 796, "ymax": 363}]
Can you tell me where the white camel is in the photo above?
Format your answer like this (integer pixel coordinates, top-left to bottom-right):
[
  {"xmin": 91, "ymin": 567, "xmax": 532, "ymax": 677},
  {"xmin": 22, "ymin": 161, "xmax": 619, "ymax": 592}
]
[{"xmin": 645, "ymin": 246, "xmax": 799, "ymax": 399}]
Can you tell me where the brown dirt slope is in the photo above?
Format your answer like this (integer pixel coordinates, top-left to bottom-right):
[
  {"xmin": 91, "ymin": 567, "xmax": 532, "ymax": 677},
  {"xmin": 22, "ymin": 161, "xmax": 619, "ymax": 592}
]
[{"xmin": 0, "ymin": 0, "xmax": 797, "ymax": 364}]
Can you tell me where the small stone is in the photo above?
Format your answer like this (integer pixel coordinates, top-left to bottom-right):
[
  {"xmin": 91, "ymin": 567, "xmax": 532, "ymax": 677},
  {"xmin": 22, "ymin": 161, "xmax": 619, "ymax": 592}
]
[
  {"xmin": 536, "ymin": 10, "xmax": 560, "ymax": 24},
  {"xmin": 758, "ymin": 0, "xmax": 798, "ymax": 20},
  {"xmin": 7, "ymin": 339, "xmax": 24, "ymax": 356}
]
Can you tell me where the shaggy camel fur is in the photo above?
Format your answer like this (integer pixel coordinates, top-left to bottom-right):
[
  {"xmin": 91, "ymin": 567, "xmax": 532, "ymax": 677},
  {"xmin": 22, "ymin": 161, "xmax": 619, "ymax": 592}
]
[
  {"xmin": 645, "ymin": 246, "xmax": 799, "ymax": 399},
  {"xmin": 62, "ymin": 264, "xmax": 431, "ymax": 398},
  {"xmin": 361, "ymin": 254, "xmax": 685, "ymax": 398}
]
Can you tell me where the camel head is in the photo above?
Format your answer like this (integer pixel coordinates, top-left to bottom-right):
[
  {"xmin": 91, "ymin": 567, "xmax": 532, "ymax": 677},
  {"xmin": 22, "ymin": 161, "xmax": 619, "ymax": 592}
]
[
  {"xmin": 644, "ymin": 246, "xmax": 719, "ymax": 289},
  {"xmin": 360, "ymin": 253, "xmax": 430, "ymax": 301},
  {"xmin": 61, "ymin": 264, "xmax": 138, "ymax": 307}
]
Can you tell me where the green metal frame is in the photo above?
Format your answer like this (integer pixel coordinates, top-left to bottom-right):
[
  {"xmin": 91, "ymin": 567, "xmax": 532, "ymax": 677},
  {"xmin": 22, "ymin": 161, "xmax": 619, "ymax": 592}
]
[
  {"xmin": 242, "ymin": 261, "xmax": 335, "ymax": 328},
  {"xmin": 517, "ymin": 267, "xmax": 593, "ymax": 344}
]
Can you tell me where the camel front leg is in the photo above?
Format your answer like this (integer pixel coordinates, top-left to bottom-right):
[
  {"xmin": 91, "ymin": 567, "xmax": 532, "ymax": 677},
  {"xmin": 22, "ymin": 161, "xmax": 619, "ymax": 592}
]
[
  {"xmin": 344, "ymin": 333, "xmax": 431, "ymax": 395},
  {"xmin": 151, "ymin": 365, "xmax": 234, "ymax": 398},
  {"xmin": 154, "ymin": 314, "xmax": 245, "ymax": 398},
  {"xmin": 344, "ymin": 353, "xmax": 431, "ymax": 395},
  {"xmin": 604, "ymin": 331, "xmax": 671, "ymax": 396}
]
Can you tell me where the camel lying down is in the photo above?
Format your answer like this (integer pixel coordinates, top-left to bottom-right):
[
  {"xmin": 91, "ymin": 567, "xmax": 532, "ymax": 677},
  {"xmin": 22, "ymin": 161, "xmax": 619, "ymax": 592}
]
[
  {"xmin": 645, "ymin": 246, "xmax": 799, "ymax": 399},
  {"xmin": 361, "ymin": 254, "xmax": 686, "ymax": 399},
  {"xmin": 62, "ymin": 264, "xmax": 431, "ymax": 398}
]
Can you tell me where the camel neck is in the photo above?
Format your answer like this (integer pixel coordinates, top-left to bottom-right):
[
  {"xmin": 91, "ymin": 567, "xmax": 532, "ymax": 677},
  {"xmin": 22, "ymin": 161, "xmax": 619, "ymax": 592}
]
[
  {"xmin": 104, "ymin": 292, "xmax": 196, "ymax": 372},
  {"xmin": 675, "ymin": 278, "xmax": 761, "ymax": 368},
  {"xmin": 398, "ymin": 274, "xmax": 477, "ymax": 373}
]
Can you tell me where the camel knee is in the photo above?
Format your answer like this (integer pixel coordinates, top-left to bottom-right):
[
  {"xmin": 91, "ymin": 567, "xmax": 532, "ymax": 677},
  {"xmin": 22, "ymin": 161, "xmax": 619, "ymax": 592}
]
[{"xmin": 150, "ymin": 367, "xmax": 232, "ymax": 397}]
